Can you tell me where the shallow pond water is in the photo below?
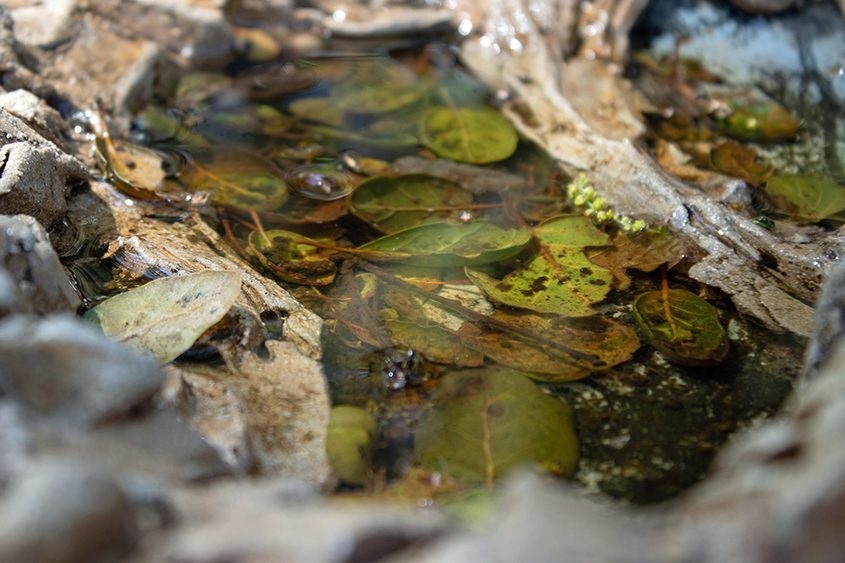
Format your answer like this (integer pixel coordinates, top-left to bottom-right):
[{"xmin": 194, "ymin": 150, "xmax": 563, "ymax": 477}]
[{"xmin": 67, "ymin": 26, "xmax": 825, "ymax": 505}]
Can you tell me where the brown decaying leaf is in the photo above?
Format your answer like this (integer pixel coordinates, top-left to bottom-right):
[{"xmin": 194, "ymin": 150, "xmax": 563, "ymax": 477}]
[{"xmin": 587, "ymin": 230, "xmax": 686, "ymax": 290}]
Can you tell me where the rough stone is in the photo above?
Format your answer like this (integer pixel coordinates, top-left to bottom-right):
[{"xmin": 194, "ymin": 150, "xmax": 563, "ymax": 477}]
[
  {"xmin": 139, "ymin": 477, "xmax": 447, "ymax": 563},
  {"xmin": 0, "ymin": 459, "xmax": 137, "ymax": 563},
  {"xmin": 0, "ymin": 315, "xmax": 164, "ymax": 426},
  {"xmin": 0, "ymin": 138, "xmax": 87, "ymax": 228},
  {"xmin": 0, "ymin": 214, "xmax": 80, "ymax": 315},
  {"xmin": 0, "ymin": 89, "xmax": 72, "ymax": 149},
  {"xmin": 7, "ymin": 0, "xmax": 78, "ymax": 48}
]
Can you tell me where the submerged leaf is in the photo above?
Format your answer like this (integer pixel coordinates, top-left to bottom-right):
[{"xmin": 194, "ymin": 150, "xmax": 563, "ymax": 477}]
[
  {"xmin": 587, "ymin": 230, "xmax": 686, "ymax": 290},
  {"xmin": 720, "ymin": 103, "xmax": 800, "ymax": 142},
  {"xmin": 415, "ymin": 367, "xmax": 579, "ymax": 485},
  {"xmin": 288, "ymin": 96, "xmax": 345, "ymax": 127},
  {"xmin": 332, "ymin": 58, "xmax": 426, "ymax": 115},
  {"xmin": 248, "ymin": 229, "xmax": 337, "ymax": 286},
  {"xmin": 765, "ymin": 174, "xmax": 845, "ymax": 222},
  {"xmin": 419, "ymin": 106, "xmax": 518, "ymax": 164},
  {"xmin": 85, "ymin": 271, "xmax": 242, "ymax": 364},
  {"xmin": 709, "ymin": 141, "xmax": 772, "ymax": 186},
  {"xmin": 468, "ymin": 216, "xmax": 613, "ymax": 316},
  {"xmin": 326, "ymin": 405, "xmax": 375, "ymax": 486},
  {"xmin": 351, "ymin": 174, "xmax": 474, "ymax": 233},
  {"xmin": 467, "ymin": 250, "xmax": 612, "ymax": 316},
  {"xmin": 360, "ymin": 221, "xmax": 531, "ymax": 267},
  {"xmin": 457, "ymin": 312, "xmax": 639, "ymax": 381},
  {"xmin": 95, "ymin": 137, "xmax": 166, "ymax": 199},
  {"xmin": 180, "ymin": 147, "xmax": 289, "ymax": 210},
  {"xmin": 385, "ymin": 318, "xmax": 485, "ymax": 367},
  {"xmin": 633, "ymin": 288, "xmax": 728, "ymax": 367}
]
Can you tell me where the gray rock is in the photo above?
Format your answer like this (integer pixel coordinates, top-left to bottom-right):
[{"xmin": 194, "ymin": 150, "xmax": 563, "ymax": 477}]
[
  {"xmin": 0, "ymin": 214, "xmax": 80, "ymax": 315},
  {"xmin": 0, "ymin": 141, "xmax": 86, "ymax": 228},
  {"xmin": 0, "ymin": 315, "xmax": 164, "ymax": 425},
  {"xmin": 141, "ymin": 476, "xmax": 447, "ymax": 563},
  {"xmin": 0, "ymin": 89, "xmax": 72, "ymax": 149},
  {"xmin": 0, "ymin": 459, "xmax": 137, "ymax": 563}
]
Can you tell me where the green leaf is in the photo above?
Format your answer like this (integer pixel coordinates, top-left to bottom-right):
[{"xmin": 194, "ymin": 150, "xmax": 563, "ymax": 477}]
[
  {"xmin": 709, "ymin": 141, "xmax": 772, "ymax": 186},
  {"xmin": 467, "ymin": 215, "xmax": 613, "ymax": 315},
  {"xmin": 360, "ymin": 221, "xmax": 531, "ymax": 267},
  {"xmin": 419, "ymin": 106, "xmax": 518, "ymax": 164},
  {"xmin": 765, "ymin": 174, "xmax": 845, "ymax": 222},
  {"xmin": 351, "ymin": 174, "xmax": 474, "ymax": 233},
  {"xmin": 720, "ymin": 103, "xmax": 800, "ymax": 142},
  {"xmin": 332, "ymin": 58, "xmax": 426, "ymax": 115},
  {"xmin": 414, "ymin": 367, "xmax": 579, "ymax": 485},
  {"xmin": 248, "ymin": 229, "xmax": 337, "ymax": 286},
  {"xmin": 288, "ymin": 96, "xmax": 345, "ymax": 127},
  {"xmin": 633, "ymin": 289, "xmax": 728, "ymax": 367},
  {"xmin": 179, "ymin": 147, "xmax": 289, "ymax": 210},
  {"xmin": 85, "ymin": 271, "xmax": 242, "ymax": 364},
  {"xmin": 385, "ymin": 318, "xmax": 485, "ymax": 367},
  {"xmin": 326, "ymin": 405, "xmax": 375, "ymax": 486},
  {"xmin": 466, "ymin": 249, "xmax": 612, "ymax": 316},
  {"xmin": 454, "ymin": 311, "xmax": 637, "ymax": 381},
  {"xmin": 532, "ymin": 215, "xmax": 611, "ymax": 247}
]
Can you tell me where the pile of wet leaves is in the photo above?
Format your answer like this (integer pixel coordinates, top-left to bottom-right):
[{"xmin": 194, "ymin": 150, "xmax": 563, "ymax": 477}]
[
  {"xmin": 81, "ymin": 45, "xmax": 808, "ymax": 504},
  {"xmin": 634, "ymin": 51, "xmax": 845, "ymax": 225}
]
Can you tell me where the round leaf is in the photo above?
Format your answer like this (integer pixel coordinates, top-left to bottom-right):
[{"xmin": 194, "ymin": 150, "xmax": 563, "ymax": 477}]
[
  {"xmin": 179, "ymin": 148, "xmax": 289, "ymax": 210},
  {"xmin": 415, "ymin": 368, "xmax": 579, "ymax": 485},
  {"xmin": 466, "ymin": 249, "xmax": 613, "ymax": 316},
  {"xmin": 351, "ymin": 174, "xmax": 474, "ymax": 233},
  {"xmin": 765, "ymin": 174, "xmax": 845, "ymax": 222},
  {"xmin": 633, "ymin": 289, "xmax": 728, "ymax": 367},
  {"xmin": 419, "ymin": 106, "xmax": 518, "ymax": 164},
  {"xmin": 359, "ymin": 221, "xmax": 531, "ymax": 267}
]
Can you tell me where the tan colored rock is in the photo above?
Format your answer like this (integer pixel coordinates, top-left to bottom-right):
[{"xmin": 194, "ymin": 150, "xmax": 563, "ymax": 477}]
[
  {"xmin": 7, "ymin": 0, "xmax": 77, "ymax": 48},
  {"xmin": 164, "ymin": 341, "xmax": 332, "ymax": 485}
]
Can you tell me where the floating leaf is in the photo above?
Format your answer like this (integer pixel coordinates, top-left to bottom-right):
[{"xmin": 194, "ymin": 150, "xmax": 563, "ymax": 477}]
[
  {"xmin": 284, "ymin": 162, "xmax": 359, "ymax": 201},
  {"xmin": 332, "ymin": 58, "xmax": 426, "ymax": 115},
  {"xmin": 415, "ymin": 367, "xmax": 579, "ymax": 485},
  {"xmin": 85, "ymin": 271, "xmax": 242, "ymax": 364},
  {"xmin": 709, "ymin": 141, "xmax": 773, "ymax": 186},
  {"xmin": 587, "ymin": 230, "xmax": 686, "ymax": 290},
  {"xmin": 765, "ymin": 174, "xmax": 845, "ymax": 222},
  {"xmin": 633, "ymin": 288, "xmax": 728, "ymax": 367},
  {"xmin": 273, "ymin": 196, "xmax": 349, "ymax": 225},
  {"xmin": 457, "ymin": 312, "xmax": 638, "ymax": 380},
  {"xmin": 326, "ymin": 405, "xmax": 375, "ymax": 486},
  {"xmin": 95, "ymin": 136, "xmax": 166, "ymax": 199},
  {"xmin": 360, "ymin": 221, "xmax": 531, "ymax": 267},
  {"xmin": 419, "ymin": 106, "xmax": 518, "ymax": 164},
  {"xmin": 351, "ymin": 174, "xmax": 474, "ymax": 233},
  {"xmin": 720, "ymin": 103, "xmax": 800, "ymax": 142},
  {"xmin": 248, "ymin": 229, "xmax": 337, "ymax": 286},
  {"xmin": 179, "ymin": 147, "xmax": 289, "ymax": 210}
]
